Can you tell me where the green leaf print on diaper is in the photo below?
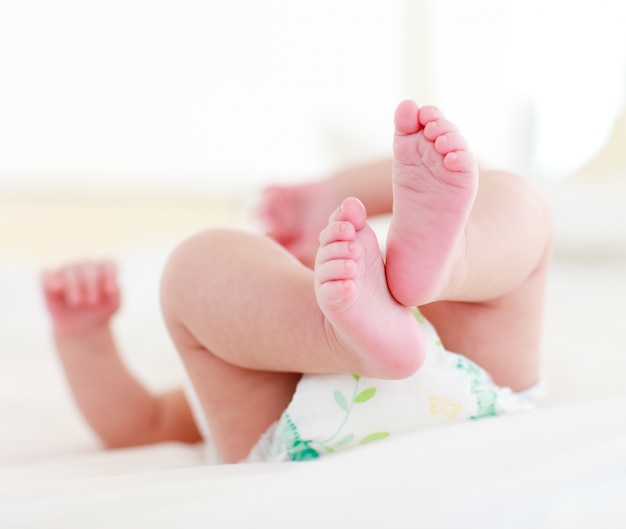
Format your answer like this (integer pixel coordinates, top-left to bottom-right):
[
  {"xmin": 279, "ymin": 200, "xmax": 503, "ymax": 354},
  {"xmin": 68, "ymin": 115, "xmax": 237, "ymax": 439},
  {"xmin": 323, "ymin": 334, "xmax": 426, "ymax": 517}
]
[
  {"xmin": 333, "ymin": 390, "xmax": 349, "ymax": 410},
  {"xmin": 455, "ymin": 356, "xmax": 498, "ymax": 420},
  {"xmin": 410, "ymin": 307, "xmax": 426, "ymax": 324},
  {"xmin": 359, "ymin": 431, "xmax": 390, "ymax": 444},
  {"xmin": 354, "ymin": 386, "xmax": 377, "ymax": 403},
  {"xmin": 282, "ymin": 414, "xmax": 320, "ymax": 462},
  {"xmin": 285, "ymin": 374, "xmax": 390, "ymax": 461}
]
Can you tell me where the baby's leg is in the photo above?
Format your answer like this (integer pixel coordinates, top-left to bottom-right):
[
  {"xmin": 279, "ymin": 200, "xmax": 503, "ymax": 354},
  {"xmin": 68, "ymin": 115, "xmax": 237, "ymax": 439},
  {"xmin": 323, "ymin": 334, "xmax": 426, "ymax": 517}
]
[
  {"xmin": 161, "ymin": 207, "xmax": 425, "ymax": 461},
  {"xmin": 314, "ymin": 197, "xmax": 425, "ymax": 377},
  {"xmin": 386, "ymin": 100, "xmax": 479, "ymax": 306},
  {"xmin": 385, "ymin": 101, "xmax": 552, "ymax": 390},
  {"xmin": 161, "ymin": 233, "xmax": 311, "ymax": 462},
  {"xmin": 420, "ymin": 167, "xmax": 552, "ymax": 390}
]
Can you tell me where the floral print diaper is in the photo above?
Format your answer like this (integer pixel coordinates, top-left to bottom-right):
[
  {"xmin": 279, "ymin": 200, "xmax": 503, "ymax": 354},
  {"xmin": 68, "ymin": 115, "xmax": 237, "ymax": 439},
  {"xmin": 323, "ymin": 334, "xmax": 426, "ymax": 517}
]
[{"xmin": 244, "ymin": 309, "xmax": 542, "ymax": 463}]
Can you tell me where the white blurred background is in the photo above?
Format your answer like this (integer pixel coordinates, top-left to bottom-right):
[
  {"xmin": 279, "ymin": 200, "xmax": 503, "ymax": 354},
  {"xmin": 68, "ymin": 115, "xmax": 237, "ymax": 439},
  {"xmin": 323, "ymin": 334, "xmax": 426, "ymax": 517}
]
[{"xmin": 1, "ymin": 0, "xmax": 625, "ymax": 196}]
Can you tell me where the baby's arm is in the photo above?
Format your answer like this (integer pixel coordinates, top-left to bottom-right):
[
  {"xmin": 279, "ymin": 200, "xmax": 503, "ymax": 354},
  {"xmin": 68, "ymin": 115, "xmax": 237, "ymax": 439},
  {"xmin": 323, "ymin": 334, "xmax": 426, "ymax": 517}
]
[
  {"xmin": 259, "ymin": 159, "xmax": 394, "ymax": 268},
  {"xmin": 331, "ymin": 158, "xmax": 393, "ymax": 217},
  {"xmin": 42, "ymin": 261, "xmax": 201, "ymax": 448}
]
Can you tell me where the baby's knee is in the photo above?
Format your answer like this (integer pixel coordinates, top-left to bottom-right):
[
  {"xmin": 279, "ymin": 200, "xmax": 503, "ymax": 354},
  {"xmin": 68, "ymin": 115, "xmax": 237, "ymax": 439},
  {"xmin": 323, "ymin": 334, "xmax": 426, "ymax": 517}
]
[
  {"xmin": 160, "ymin": 229, "xmax": 238, "ymax": 315},
  {"xmin": 495, "ymin": 170, "xmax": 554, "ymax": 245},
  {"xmin": 520, "ymin": 176, "xmax": 554, "ymax": 252}
]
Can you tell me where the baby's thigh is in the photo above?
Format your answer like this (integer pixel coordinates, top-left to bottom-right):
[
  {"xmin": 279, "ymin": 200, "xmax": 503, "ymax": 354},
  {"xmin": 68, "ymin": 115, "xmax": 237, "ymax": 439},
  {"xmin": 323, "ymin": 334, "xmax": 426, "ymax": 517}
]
[
  {"xmin": 420, "ymin": 297, "xmax": 542, "ymax": 392},
  {"xmin": 183, "ymin": 345, "xmax": 301, "ymax": 463}
]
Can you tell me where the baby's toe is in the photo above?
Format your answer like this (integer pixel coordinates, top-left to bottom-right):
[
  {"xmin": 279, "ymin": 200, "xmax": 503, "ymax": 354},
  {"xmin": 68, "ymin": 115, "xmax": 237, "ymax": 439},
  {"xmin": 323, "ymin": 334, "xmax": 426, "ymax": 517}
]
[
  {"xmin": 434, "ymin": 132, "xmax": 469, "ymax": 155},
  {"xmin": 443, "ymin": 151, "xmax": 477, "ymax": 173}
]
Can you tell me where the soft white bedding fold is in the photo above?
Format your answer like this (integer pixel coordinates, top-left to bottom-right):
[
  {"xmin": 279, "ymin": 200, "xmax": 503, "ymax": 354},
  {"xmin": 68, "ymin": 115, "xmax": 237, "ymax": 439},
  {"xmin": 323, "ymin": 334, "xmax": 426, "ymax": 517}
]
[{"xmin": 1, "ymin": 394, "xmax": 625, "ymax": 529}]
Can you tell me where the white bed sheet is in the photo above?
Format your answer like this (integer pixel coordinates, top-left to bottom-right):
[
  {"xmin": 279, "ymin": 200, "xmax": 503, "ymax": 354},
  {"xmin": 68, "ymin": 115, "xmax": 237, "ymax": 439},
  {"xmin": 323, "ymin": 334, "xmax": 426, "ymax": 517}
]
[
  {"xmin": 1, "ymin": 234, "xmax": 625, "ymax": 528},
  {"xmin": 2, "ymin": 395, "xmax": 625, "ymax": 529}
]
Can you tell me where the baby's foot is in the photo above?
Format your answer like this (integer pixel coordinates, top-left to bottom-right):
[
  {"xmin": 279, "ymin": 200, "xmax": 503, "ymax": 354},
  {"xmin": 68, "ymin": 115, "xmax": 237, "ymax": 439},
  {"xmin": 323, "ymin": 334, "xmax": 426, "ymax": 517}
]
[
  {"xmin": 259, "ymin": 181, "xmax": 339, "ymax": 268},
  {"xmin": 314, "ymin": 197, "xmax": 425, "ymax": 379},
  {"xmin": 42, "ymin": 261, "xmax": 120, "ymax": 336},
  {"xmin": 386, "ymin": 101, "xmax": 479, "ymax": 306}
]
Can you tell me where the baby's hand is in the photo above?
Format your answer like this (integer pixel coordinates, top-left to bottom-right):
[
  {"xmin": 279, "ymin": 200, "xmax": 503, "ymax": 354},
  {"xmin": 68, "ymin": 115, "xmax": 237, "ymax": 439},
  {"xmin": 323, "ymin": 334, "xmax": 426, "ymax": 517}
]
[
  {"xmin": 258, "ymin": 181, "xmax": 337, "ymax": 269},
  {"xmin": 42, "ymin": 261, "xmax": 121, "ymax": 335}
]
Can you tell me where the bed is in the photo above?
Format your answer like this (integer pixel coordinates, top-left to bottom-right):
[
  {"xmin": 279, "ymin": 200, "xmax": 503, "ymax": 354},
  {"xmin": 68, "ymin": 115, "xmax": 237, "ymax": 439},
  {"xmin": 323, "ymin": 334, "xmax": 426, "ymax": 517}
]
[{"xmin": 1, "ymin": 177, "xmax": 625, "ymax": 528}]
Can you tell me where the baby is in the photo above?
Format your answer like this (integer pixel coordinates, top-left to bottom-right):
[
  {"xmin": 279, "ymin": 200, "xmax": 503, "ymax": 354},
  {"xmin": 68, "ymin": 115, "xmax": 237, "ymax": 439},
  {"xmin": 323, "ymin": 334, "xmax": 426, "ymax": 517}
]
[{"xmin": 43, "ymin": 101, "xmax": 552, "ymax": 463}]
